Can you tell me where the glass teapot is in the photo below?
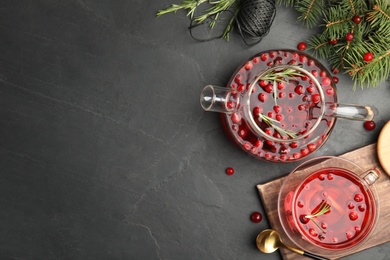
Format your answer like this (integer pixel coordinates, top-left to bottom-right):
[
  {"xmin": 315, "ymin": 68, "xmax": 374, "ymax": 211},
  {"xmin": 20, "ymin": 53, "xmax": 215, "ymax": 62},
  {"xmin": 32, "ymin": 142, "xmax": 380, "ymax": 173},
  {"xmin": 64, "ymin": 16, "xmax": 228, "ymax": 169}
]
[{"xmin": 200, "ymin": 50, "xmax": 377, "ymax": 162}]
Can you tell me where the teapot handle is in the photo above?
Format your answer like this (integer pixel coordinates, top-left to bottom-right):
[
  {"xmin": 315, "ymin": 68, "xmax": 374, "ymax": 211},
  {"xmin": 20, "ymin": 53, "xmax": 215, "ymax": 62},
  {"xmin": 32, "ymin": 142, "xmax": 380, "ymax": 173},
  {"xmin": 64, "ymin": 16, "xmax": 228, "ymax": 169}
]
[{"xmin": 324, "ymin": 103, "xmax": 378, "ymax": 121}]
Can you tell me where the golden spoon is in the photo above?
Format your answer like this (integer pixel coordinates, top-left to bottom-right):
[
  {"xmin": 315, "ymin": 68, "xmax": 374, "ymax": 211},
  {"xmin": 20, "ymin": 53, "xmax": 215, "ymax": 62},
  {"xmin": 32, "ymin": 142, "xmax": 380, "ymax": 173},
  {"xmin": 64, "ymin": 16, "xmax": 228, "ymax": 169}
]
[{"xmin": 256, "ymin": 229, "xmax": 329, "ymax": 260}]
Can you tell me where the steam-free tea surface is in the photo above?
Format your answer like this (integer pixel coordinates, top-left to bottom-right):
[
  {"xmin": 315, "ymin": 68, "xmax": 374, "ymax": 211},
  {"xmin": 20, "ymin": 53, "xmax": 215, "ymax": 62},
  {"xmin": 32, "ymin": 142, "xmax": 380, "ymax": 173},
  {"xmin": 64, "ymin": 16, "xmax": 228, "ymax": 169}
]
[{"xmin": 257, "ymin": 144, "xmax": 390, "ymax": 259}]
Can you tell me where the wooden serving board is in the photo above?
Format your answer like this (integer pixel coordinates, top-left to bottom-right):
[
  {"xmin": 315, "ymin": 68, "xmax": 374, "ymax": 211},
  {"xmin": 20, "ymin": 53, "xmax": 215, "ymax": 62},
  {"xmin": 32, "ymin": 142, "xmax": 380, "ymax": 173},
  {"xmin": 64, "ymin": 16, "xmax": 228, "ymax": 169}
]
[{"xmin": 257, "ymin": 144, "xmax": 390, "ymax": 260}]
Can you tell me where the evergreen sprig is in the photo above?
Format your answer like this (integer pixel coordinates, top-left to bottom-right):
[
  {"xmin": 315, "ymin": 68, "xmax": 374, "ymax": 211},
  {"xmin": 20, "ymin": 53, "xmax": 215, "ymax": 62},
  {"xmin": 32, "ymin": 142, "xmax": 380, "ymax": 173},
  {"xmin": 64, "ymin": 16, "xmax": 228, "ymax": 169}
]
[{"xmin": 279, "ymin": 0, "xmax": 390, "ymax": 88}]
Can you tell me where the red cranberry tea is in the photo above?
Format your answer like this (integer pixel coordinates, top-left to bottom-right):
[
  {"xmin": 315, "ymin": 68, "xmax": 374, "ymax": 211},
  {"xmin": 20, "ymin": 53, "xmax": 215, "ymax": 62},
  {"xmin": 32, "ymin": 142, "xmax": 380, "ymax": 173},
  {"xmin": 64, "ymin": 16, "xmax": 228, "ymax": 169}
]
[
  {"xmin": 293, "ymin": 167, "xmax": 377, "ymax": 250},
  {"xmin": 222, "ymin": 50, "xmax": 337, "ymax": 162}
]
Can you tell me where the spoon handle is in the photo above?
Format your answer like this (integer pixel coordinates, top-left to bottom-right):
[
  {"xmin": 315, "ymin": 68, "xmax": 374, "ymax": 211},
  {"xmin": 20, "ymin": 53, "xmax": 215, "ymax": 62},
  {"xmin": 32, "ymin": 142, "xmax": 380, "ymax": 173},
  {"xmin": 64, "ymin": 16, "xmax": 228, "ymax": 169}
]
[{"xmin": 303, "ymin": 251, "xmax": 330, "ymax": 260}]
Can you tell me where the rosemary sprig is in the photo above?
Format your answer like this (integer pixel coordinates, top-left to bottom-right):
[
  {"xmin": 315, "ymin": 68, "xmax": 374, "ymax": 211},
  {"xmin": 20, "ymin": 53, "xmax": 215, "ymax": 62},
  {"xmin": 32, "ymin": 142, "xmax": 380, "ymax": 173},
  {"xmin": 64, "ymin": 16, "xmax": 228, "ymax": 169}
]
[
  {"xmin": 260, "ymin": 68, "xmax": 305, "ymax": 82},
  {"xmin": 305, "ymin": 200, "xmax": 331, "ymax": 233},
  {"xmin": 156, "ymin": 0, "xmax": 239, "ymax": 40},
  {"xmin": 259, "ymin": 114, "xmax": 298, "ymax": 139},
  {"xmin": 259, "ymin": 68, "xmax": 305, "ymax": 105}
]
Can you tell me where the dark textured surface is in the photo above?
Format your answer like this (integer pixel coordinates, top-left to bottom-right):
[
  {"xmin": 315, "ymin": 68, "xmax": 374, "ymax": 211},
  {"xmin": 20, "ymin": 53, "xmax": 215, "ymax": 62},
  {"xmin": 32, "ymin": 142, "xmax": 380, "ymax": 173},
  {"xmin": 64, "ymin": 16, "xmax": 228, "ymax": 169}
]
[{"xmin": 0, "ymin": 1, "xmax": 389, "ymax": 259}]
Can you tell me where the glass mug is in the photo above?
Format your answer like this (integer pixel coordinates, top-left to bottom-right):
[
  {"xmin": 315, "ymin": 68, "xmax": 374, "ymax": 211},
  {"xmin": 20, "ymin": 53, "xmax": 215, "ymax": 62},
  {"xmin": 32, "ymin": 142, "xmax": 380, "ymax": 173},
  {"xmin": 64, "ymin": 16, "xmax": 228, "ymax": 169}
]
[
  {"xmin": 200, "ymin": 50, "xmax": 377, "ymax": 162},
  {"xmin": 278, "ymin": 156, "xmax": 380, "ymax": 258}
]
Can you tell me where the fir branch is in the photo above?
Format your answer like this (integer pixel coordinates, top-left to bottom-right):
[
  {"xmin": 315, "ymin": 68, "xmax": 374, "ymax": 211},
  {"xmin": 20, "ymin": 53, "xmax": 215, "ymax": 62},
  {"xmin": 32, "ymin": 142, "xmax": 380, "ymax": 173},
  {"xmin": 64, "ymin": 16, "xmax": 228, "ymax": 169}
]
[
  {"xmin": 295, "ymin": 0, "xmax": 325, "ymax": 28},
  {"xmin": 323, "ymin": 6, "xmax": 352, "ymax": 40},
  {"xmin": 307, "ymin": 33, "xmax": 332, "ymax": 59},
  {"xmin": 367, "ymin": 2, "xmax": 390, "ymax": 36}
]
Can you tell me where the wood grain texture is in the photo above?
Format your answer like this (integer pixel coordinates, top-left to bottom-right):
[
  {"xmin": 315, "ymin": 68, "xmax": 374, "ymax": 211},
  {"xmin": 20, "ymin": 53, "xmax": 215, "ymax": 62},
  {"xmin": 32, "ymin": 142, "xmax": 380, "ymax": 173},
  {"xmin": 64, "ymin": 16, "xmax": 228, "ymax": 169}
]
[
  {"xmin": 257, "ymin": 144, "xmax": 390, "ymax": 260},
  {"xmin": 377, "ymin": 121, "xmax": 390, "ymax": 176}
]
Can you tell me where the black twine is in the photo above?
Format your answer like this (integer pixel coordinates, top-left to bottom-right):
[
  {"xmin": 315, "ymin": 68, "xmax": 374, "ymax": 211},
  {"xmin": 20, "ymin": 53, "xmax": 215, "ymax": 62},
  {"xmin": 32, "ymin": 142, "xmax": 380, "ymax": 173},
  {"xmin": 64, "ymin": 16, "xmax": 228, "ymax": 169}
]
[
  {"xmin": 188, "ymin": 0, "xmax": 276, "ymax": 45},
  {"xmin": 236, "ymin": 0, "xmax": 276, "ymax": 45}
]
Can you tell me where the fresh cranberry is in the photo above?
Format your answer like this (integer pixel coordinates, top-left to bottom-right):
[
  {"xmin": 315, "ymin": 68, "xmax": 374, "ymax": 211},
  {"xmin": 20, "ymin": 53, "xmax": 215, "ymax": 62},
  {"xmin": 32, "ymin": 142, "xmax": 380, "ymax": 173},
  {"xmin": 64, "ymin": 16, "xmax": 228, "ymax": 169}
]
[
  {"xmin": 307, "ymin": 143, "xmax": 316, "ymax": 151},
  {"xmin": 333, "ymin": 76, "xmax": 339, "ymax": 83},
  {"xmin": 243, "ymin": 142, "xmax": 251, "ymax": 150},
  {"xmin": 301, "ymin": 148, "xmax": 309, "ymax": 156},
  {"xmin": 238, "ymin": 128, "xmax": 247, "ymax": 138},
  {"xmin": 349, "ymin": 211, "xmax": 359, "ymax": 221},
  {"xmin": 299, "ymin": 214, "xmax": 310, "ymax": 224},
  {"xmin": 363, "ymin": 120, "xmax": 376, "ymax": 131},
  {"xmin": 331, "ymin": 67, "xmax": 339, "ymax": 74},
  {"xmin": 363, "ymin": 52, "xmax": 374, "ymax": 62},
  {"xmin": 250, "ymin": 212, "xmax": 263, "ymax": 223},
  {"xmin": 231, "ymin": 113, "xmax": 241, "ymax": 123},
  {"xmin": 260, "ymin": 53, "xmax": 268, "ymax": 61},
  {"xmin": 358, "ymin": 205, "xmax": 366, "ymax": 212},
  {"xmin": 275, "ymin": 114, "xmax": 283, "ymax": 121},
  {"xmin": 352, "ymin": 15, "xmax": 362, "ymax": 24},
  {"xmin": 259, "ymin": 80, "xmax": 268, "ymax": 87},
  {"xmin": 254, "ymin": 139, "xmax": 263, "ymax": 147},
  {"xmin": 289, "ymin": 142, "xmax": 298, "ymax": 148},
  {"xmin": 253, "ymin": 106, "xmax": 262, "ymax": 116},
  {"xmin": 294, "ymin": 85, "xmax": 305, "ymax": 95},
  {"xmin": 326, "ymin": 88, "xmax": 334, "ymax": 95},
  {"xmin": 227, "ymin": 101, "xmax": 235, "ymax": 109},
  {"xmin": 273, "ymin": 105, "xmax": 282, "ymax": 113},
  {"xmin": 225, "ymin": 167, "xmax": 235, "ymax": 175},
  {"xmin": 329, "ymin": 38, "xmax": 338, "ymax": 45},
  {"xmin": 258, "ymin": 93, "xmax": 267, "ymax": 102},
  {"xmin": 298, "ymin": 104, "xmax": 306, "ymax": 111},
  {"xmin": 309, "ymin": 228, "xmax": 318, "ymax": 237},
  {"xmin": 253, "ymin": 57, "xmax": 260, "ymax": 63},
  {"xmin": 322, "ymin": 77, "xmax": 331, "ymax": 86},
  {"xmin": 297, "ymin": 41, "xmax": 307, "ymax": 51},
  {"xmin": 264, "ymin": 84, "xmax": 273, "ymax": 93},
  {"xmin": 345, "ymin": 32, "xmax": 354, "ymax": 41},
  {"xmin": 234, "ymin": 74, "xmax": 242, "ymax": 84},
  {"xmin": 237, "ymin": 83, "xmax": 245, "ymax": 92},
  {"xmin": 312, "ymin": 94, "xmax": 321, "ymax": 103},
  {"xmin": 245, "ymin": 62, "xmax": 253, "ymax": 70},
  {"xmin": 354, "ymin": 193, "xmax": 364, "ymax": 202}
]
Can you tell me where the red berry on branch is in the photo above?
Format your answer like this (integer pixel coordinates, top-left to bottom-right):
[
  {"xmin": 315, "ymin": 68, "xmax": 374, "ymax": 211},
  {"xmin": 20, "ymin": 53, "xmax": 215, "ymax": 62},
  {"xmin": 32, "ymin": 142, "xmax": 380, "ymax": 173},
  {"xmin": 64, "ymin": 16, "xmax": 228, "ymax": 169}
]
[
  {"xmin": 363, "ymin": 52, "xmax": 374, "ymax": 62},
  {"xmin": 331, "ymin": 67, "xmax": 339, "ymax": 74},
  {"xmin": 352, "ymin": 15, "xmax": 362, "ymax": 24},
  {"xmin": 297, "ymin": 41, "xmax": 307, "ymax": 51},
  {"xmin": 346, "ymin": 33, "xmax": 354, "ymax": 42},
  {"xmin": 363, "ymin": 121, "xmax": 376, "ymax": 131},
  {"xmin": 329, "ymin": 38, "xmax": 338, "ymax": 45},
  {"xmin": 250, "ymin": 212, "xmax": 262, "ymax": 223}
]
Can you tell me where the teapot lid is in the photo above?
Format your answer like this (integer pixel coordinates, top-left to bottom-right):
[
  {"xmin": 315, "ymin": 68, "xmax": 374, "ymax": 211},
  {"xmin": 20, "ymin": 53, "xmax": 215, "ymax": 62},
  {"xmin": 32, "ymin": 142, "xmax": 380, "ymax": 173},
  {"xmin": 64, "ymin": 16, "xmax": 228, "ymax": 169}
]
[{"xmin": 377, "ymin": 120, "xmax": 390, "ymax": 176}]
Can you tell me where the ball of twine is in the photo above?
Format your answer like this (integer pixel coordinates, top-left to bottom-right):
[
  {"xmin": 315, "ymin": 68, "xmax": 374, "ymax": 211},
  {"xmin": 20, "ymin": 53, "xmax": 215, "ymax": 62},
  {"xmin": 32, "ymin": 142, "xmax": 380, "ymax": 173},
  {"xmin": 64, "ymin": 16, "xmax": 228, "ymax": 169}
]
[{"xmin": 236, "ymin": 0, "xmax": 276, "ymax": 45}]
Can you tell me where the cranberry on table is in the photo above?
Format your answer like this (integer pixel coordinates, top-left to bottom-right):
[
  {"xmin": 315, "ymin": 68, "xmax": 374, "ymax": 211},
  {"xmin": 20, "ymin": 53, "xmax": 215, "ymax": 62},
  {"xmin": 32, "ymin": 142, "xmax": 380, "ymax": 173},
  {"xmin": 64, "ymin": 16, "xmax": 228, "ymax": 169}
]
[
  {"xmin": 225, "ymin": 167, "xmax": 235, "ymax": 175},
  {"xmin": 250, "ymin": 211, "xmax": 263, "ymax": 223},
  {"xmin": 363, "ymin": 52, "xmax": 374, "ymax": 62},
  {"xmin": 297, "ymin": 41, "xmax": 307, "ymax": 51},
  {"xmin": 363, "ymin": 121, "xmax": 376, "ymax": 131},
  {"xmin": 333, "ymin": 76, "xmax": 339, "ymax": 84},
  {"xmin": 345, "ymin": 32, "xmax": 354, "ymax": 42}
]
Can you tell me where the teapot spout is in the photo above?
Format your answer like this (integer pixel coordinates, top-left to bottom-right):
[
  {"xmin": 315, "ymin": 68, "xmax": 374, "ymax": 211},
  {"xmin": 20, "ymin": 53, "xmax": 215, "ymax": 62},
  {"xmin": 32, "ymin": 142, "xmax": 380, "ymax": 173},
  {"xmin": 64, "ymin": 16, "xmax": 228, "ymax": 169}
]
[{"xmin": 200, "ymin": 85, "xmax": 239, "ymax": 114}]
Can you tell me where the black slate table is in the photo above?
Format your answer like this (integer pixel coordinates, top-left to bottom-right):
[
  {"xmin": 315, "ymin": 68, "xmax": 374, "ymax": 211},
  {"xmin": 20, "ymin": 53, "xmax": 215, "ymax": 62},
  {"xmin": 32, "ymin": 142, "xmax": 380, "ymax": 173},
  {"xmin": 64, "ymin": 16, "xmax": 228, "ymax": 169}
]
[{"xmin": 0, "ymin": 1, "xmax": 389, "ymax": 259}]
